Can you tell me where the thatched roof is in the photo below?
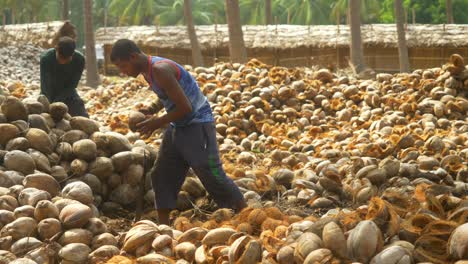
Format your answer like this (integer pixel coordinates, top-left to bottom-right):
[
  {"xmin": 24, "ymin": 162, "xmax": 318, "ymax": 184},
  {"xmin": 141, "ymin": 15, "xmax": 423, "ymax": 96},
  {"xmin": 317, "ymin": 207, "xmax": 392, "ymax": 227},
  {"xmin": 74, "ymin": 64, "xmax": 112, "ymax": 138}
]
[
  {"xmin": 0, "ymin": 21, "xmax": 64, "ymax": 48},
  {"xmin": 95, "ymin": 24, "xmax": 468, "ymax": 50}
]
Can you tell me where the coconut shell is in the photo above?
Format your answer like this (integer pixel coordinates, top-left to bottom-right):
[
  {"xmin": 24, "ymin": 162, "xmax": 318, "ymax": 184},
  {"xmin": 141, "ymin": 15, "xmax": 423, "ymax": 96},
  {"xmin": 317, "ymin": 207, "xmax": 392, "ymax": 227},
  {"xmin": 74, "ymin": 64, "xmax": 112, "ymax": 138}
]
[
  {"xmin": 37, "ymin": 218, "xmax": 62, "ymax": 240},
  {"xmin": 322, "ymin": 222, "xmax": 347, "ymax": 258},
  {"xmin": 106, "ymin": 132, "xmax": 132, "ymax": 154},
  {"xmin": 109, "ymin": 184, "xmax": 137, "ymax": 206},
  {"xmin": 370, "ymin": 245, "xmax": 412, "ymax": 264},
  {"xmin": 11, "ymin": 236, "xmax": 42, "ymax": 256},
  {"xmin": 228, "ymin": 235, "xmax": 262, "ymax": 264},
  {"xmin": 347, "ymin": 220, "xmax": 384, "ymax": 263},
  {"xmin": 25, "ymin": 128, "xmax": 53, "ymax": 154},
  {"xmin": 23, "ymin": 173, "xmax": 60, "ymax": 197},
  {"xmin": 4, "ymin": 150, "xmax": 35, "ymax": 175},
  {"xmin": 10, "ymin": 258, "xmax": 38, "ymax": 264},
  {"xmin": 136, "ymin": 253, "xmax": 175, "ymax": 264},
  {"xmin": 0, "ymin": 124, "xmax": 20, "ymax": 146},
  {"xmin": 72, "ymin": 139, "xmax": 97, "ymax": 161},
  {"xmin": 59, "ymin": 243, "xmax": 91, "ymax": 263},
  {"xmin": 1, "ymin": 96, "xmax": 28, "ymax": 122},
  {"xmin": 448, "ymin": 223, "xmax": 468, "ymax": 260},
  {"xmin": 111, "ymin": 151, "xmax": 134, "ymax": 172},
  {"xmin": 201, "ymin": 228, "xmax": 236, "ymax": 247},
  {"xmin": 70, "ymin": 116, "xmax": 99, "ymax": 135},
  {"xmin": 293, "ymin": 232, "xmax": 323, "ymax": 263},
  {"xmin": 0, "ymin": 172, "xmax": 15, "ymax": 189},
  {"xmin": 123, "ymin": 224, "xmax": 159, "ymax": 253},
  {"xmin": 59, "ymin": 203, "xmax": 92, "ymax": 229}
]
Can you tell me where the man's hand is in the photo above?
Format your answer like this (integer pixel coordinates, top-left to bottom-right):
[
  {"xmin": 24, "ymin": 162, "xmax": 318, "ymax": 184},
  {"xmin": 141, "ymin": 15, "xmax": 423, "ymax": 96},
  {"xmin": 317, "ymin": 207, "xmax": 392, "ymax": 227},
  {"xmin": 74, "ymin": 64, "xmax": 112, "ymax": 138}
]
[{"xmin": 136, "ymin": 116, "xmax": 165, "ymax": 135}]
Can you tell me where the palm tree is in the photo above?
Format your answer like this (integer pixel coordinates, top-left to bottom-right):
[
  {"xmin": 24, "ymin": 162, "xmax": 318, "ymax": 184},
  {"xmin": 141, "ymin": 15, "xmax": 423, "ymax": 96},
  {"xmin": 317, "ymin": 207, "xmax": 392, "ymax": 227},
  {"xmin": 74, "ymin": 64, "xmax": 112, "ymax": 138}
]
[
  {"xmin": 225, "ymin": 0, "xmax": 247, "ymax": 63},
  {"xmin": 83, "ymin": 0, "xmax": 100, "ymax": 88},
  {"xmin": 156, "ymin": 0, "xmax": 224, "ymax": 25},
  {"xmin": 109, "ymin": 0, "xmax": 155, "ymax": 25},
  {"xmin": 278, "ymin": 0, "xmax": 331, "ymax": 25},
  {"xmin": 239, "ymin": 0, "xmax": 283, "ymax": 25},
  {"xmin": 184, "ymin": 0, "xmax": 204, "ymax": 66},
  {"xmin": 265, "ymin": 0, "xmax": 272, "ymax": 24},
  {"xmin": 395, "ymin": 0, "xmax": 409, "ymax": 72},
  {"xmin": 62, "ymin": 0, "xmax": 69, "ymax": 20},
  {"xmin": 331, "ymin": 0, "xmax": 380, "ymax": 24},
  {"xmin": 349, "ymin": 0, "xmax": 366, "ymax": 73},
  {"xmin": 446, "ymin": 0, "xmax": 453, "ymax": 23}
]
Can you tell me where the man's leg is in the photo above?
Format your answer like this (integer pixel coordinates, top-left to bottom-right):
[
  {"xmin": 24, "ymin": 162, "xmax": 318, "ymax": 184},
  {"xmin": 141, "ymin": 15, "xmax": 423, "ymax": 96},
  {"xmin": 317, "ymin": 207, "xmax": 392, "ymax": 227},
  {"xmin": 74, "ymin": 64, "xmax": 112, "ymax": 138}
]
[
  {"xmin": 65, "ymin": 96, "xmax": 89, "ymax": 118},
  {"xmin": 151, "ymin": 126, "xmax": 189, "ymax": 225},
  {"xmin": 178, "ymin": 123, "xmax": 246, "ymax": 211}
]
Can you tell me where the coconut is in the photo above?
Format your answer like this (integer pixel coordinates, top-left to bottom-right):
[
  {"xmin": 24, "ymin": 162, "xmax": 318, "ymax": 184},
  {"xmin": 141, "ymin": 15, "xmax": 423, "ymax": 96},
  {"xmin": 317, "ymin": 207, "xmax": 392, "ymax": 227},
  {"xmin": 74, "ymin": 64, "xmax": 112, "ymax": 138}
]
[
  {"xmin": 37, "ymin": 95, "xmax": 50, "ymax": 113},
  {"xmin": 128, "ymin": 111, "xmax": 146, "ymax": 132},
  {"xmin": 88, "ymin": 157, "xmax": 114, "ymax": 180},
  {"xmin": 89, "ymin": 245, "xmax": 120, "ymax": 264},
  {"xmin": 59, "ymin": 228, "xmax": 93, "ymax": 246},
  {"xmin": 0, "ymin": 210, "xmax": 15, "ymax": 227},
  {"xmin": 49, "ymin": 102, "xmax": 68, "ymax": 121},
  {"xmin": 25, "ymin": 128, "xmax": 53, "ymax": 154},
  {"xmin": 34, "ymin": 200, "xmax": 59, "ymax": 221},
  {"xmin": 18, "ymin": 188, "xmax": 51, "ymax": 207},
  {"xmin": 11, "ymin": 237, "xmax": 42, "ymax": 256},
  {"xmin": 70, "ymin": 117, "xmax": 99, "ymax": 135},
  {"xmin": 59, "ymin": 243, "xmax": 91, "ymax": 263},
  {"xmin": 62, "ymin": 181, "xmax": 93, "ymax": 204},
  {"xmin": 85, "ymin": 218, "xmax": 107, "ymax": 236},
  {"xmin": 26, "ymin": 150, "xmax": 52, "ymax": 174},
  {"xmin": 0, "ymin": 124, "xmax": 20, "ymax": 146},
  {"xmin": 61, "ymin": 130, "xmax": 88, "ymax": 145},
  {"xmin": 70, "ymin": 159, "xmax": 88, "ymax": 176},
  {"xmin": 59, "ymin": 203, "xmax": 92, "ymax": 229},
  {"xmin": 0, "ymin": 217, "xmax": 37, "ymax": 240},
  {"xmin": 13, "ymin": 205, "xmax": 35, "ymax": 218},
  {"xmin": 0, "ymin": 195, "xmax": 18, "ymax": 211},
  {"xmin": 4, "ymin": 150, "xmax": 35, "ymax": 175},
  {"xmin": 5, "ymin": 137, "xmax": 29, "ymax": 151},
  {"xmin": 56, "ymin": 142, "xmax": 74, "ymax": 161},
  {"xmin": 72, "ymin": 139, "xmax": 97, "ymax": 161},
  {"xmin": 91, "ymin": 233, "xmax": 118, "ymax": 250},
  {"xmin": 23, "ymin": 173, "xmax": 60, "ymax": 197},
  {"xmin": 28, "ymin": 114, "xmax": 50, "ymax": 133},
  {"xmin": 106, "ymin": 132, "xmax": 132, "ymax": 154},
  {"xmin": 1, "ymin": 96, "xmax": 28, "ymax": 122},
  {"xmin": 0, "ymin": 172, "xmax": 15, "ymax": 189},
  {"xmin": 109, "ymin": 184, "xmax": 137, "ymax": 206},
  {"xmin": 37, "ymin": 218, "xmax": 62, "ymax": 240}
]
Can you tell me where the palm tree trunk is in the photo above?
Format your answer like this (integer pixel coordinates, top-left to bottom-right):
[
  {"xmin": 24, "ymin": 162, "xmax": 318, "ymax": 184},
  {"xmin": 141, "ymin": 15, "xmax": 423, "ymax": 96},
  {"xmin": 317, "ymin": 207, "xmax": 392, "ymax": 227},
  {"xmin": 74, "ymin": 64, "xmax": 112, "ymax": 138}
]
[
  {"xmin": 62, "ymin": 0, "xmax": 69, "ymax": 20},
  {"xmin": 349, "ymin": 0, "xmax": 365, "ymax": 73},
  {"xmin": 83, "ymin": 0, "xmax": 100, "ymax": 88},
  {"xmin": 395, "ymin": 0, "xmax": 410, "ymax": 72},
  {"xmin": 265, "ymin": 0, "xmax": 272, "ymax": 25},
  {"xmin": 446, "ymin": 0, "xmax": 453, "ymax": 23},
  {"xmin": 224, "ymin": 0, "xmax": 247, "ymax": 63},
  {"xmin": 184, "ymin": 0, "xmax": 204, "ymax": 67}
]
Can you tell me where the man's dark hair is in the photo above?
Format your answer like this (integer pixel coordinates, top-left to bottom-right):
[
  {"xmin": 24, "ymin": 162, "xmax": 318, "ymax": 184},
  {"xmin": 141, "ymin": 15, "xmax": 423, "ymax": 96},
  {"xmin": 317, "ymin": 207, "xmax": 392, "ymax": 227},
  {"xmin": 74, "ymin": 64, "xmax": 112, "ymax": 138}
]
[
  {"xmin": 111, "ymin": 39, "xmax": 141, "ymax": 62},
  {"xmin": 57, "ymin": 36, "xmax": 76, "ymax": 58}
]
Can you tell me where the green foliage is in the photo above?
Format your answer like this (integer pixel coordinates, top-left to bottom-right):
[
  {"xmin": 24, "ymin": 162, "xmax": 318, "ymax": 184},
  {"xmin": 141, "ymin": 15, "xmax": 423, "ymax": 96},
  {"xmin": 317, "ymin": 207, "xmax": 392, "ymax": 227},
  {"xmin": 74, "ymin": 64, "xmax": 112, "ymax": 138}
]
[{"xmin": 1, "ymin": 0, "xmax": 468, "ymax": 28}]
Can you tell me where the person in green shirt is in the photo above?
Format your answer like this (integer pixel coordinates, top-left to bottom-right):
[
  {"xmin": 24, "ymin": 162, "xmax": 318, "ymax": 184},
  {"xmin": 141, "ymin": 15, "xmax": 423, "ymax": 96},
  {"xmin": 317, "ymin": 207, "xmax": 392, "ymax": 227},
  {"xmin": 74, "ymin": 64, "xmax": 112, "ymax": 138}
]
[{"xmin": 40, "ymin": 36, "xmax": 88, "ymax": 117}]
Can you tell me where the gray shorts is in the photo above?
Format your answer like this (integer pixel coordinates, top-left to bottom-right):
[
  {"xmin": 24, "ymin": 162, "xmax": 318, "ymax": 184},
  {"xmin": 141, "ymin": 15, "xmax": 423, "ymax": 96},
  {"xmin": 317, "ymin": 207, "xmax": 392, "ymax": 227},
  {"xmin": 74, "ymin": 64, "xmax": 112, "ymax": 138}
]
[{"xmin": 150, "ymin": 122, "xmax": 245, "ymax": 210}]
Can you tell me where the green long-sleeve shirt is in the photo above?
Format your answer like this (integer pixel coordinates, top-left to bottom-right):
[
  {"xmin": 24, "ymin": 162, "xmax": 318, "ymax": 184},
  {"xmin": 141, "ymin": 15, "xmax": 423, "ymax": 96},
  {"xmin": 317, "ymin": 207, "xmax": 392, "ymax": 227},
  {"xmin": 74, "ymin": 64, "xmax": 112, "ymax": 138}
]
[{"xmin": 40, "ymin": 48, "xmax": 85, "ymax": 102}]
